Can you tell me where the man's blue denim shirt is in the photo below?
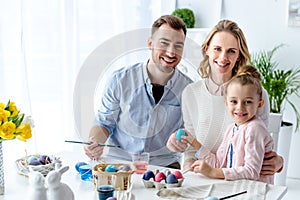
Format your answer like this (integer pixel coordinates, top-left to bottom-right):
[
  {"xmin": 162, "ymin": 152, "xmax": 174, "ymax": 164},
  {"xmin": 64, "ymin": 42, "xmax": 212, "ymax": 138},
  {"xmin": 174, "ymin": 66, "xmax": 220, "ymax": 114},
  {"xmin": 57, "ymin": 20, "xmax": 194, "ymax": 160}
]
[{"xmin": 94, "ymin": 61, "xmax": 192, "ymax": 166}]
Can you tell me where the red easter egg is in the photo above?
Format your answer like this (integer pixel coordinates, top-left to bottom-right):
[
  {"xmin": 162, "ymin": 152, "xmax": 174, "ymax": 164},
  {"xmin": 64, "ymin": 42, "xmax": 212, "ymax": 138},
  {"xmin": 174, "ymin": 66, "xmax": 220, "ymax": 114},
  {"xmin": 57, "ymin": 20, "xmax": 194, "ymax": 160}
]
[
  {"xmin": 172, "ymin": 170, "xmax": 183, "ymax": 179},
  {"xmin": 155, "ymin": 171, "xmax": 166, "ymax": 182}
]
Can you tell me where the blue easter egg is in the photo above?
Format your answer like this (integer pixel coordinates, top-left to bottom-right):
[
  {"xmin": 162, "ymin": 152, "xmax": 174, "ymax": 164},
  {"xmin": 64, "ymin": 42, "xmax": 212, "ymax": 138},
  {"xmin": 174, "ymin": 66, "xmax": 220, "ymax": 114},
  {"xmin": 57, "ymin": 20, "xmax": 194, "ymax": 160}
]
[
  {"xmin": 75, "ymin": 162, "xmax": 88, "ymax": 172},
  {"xmin": 117, "ymin": 164, "xmax": 131, "ymax": 172},
  {"xmin": 27, "ymin": 155, "xmax": 39, "ymax": 164},
  {"xmin": 166, "ymin": 173, "xmax": 178, "ymax": 184},
  {"xmin": 106, "ymin": 198, "xmax": 117, "ymax": 200},
  {"xmin": 176, "ymin": 128, "xmax": 187, "ymax": 140},
  {"xmin": 105, "ymin": 164, "xmax": 117, "ymax": 172},
  {"xmin": 143, "ymin": 170, "xmax": 155, "ymax": 180},
  {"xmin": 28, "ymin": 160, "xmax": 42, "ymax": 166},
  {"xmin": 205, "ymin": 197, "xmax": 219, "ymax": 200}
]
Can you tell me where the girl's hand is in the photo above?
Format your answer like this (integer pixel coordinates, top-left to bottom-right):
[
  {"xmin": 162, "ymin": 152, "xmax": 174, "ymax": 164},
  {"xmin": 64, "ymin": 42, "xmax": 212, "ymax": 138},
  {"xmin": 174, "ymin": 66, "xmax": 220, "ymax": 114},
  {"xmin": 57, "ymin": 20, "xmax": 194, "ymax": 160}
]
[
  {"xmin": 183, "ymin": 158, "xmax": 196, "ymax": 170},
  {"xmin": 191, "ymin": 160, "xmax": 212, "ymax": 175},
  {"xmin": 192, "ymin": 160, "xmax": 225, "ymax": 179}
]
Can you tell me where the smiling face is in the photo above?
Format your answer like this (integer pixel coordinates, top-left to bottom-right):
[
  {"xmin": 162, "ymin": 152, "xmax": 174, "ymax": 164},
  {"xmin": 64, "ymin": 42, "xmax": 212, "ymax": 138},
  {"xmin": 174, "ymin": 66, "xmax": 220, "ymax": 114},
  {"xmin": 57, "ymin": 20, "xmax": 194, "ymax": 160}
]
[
  {"xmin": 148, "ymin": 24, "xmax": 185, "ymax": 73},
  {"xmin": 205, "ymin": 31, "xmax": 240, "ymax": 83},
  {"xmin": 225, "ymin": 82, "xmax": 264, "ymax": 126}
]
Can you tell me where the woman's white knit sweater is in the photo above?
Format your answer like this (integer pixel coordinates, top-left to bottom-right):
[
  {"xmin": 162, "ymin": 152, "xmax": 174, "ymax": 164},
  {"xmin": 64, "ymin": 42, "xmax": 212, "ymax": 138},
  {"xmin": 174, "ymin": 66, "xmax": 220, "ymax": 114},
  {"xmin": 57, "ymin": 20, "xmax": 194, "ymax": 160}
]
[{"xmin": 182, "ymin": 79, "xmax": 270, "ymax": 161}]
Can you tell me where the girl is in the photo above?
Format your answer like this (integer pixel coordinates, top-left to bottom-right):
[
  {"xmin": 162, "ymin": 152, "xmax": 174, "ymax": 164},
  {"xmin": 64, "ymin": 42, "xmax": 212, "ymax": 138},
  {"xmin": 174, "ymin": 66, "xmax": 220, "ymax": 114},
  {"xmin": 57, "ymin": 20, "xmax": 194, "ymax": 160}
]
[{"xmin": 185, "ymin": 65, "xmax": 274, "ymax": 184}]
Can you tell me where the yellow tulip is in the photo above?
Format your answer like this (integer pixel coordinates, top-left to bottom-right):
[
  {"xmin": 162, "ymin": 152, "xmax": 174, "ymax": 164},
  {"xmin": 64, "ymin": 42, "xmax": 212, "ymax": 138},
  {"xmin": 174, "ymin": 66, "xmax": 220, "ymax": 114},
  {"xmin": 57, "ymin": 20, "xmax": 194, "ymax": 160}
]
[
  {"xmin": 16, "ymin": 123, "xmax": 32, "ymax": 141},
  {"xmin": 8, "ymin": 101, "xmax": 19, "ymax": 117},
  {"xmin": 0, "ymin": 109, "xmax": 10, "ymax": 125},
  {"xmin": 0, "ymin": 121, "xmax": 16, "ymax": 140}
]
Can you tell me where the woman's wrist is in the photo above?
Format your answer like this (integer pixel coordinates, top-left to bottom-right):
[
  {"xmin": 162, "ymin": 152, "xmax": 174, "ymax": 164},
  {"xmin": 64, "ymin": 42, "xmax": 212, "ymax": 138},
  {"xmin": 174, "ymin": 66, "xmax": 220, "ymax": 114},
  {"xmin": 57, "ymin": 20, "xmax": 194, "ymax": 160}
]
[{"xmin": 191, "ymin": 138, "xmax": 202, "ymax": 150}]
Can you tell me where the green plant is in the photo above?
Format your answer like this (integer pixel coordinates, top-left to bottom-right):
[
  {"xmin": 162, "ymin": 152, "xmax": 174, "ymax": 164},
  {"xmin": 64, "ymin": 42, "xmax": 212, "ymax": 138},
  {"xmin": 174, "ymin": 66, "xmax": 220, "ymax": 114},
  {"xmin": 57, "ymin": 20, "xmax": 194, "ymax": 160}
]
[
  {"xmin": 250, "ymin": 44, "xmax": 300, "ymax": 131},
  {"xmin": 172, "ymin": 8, "xmax": 195, "ymax": 28}
]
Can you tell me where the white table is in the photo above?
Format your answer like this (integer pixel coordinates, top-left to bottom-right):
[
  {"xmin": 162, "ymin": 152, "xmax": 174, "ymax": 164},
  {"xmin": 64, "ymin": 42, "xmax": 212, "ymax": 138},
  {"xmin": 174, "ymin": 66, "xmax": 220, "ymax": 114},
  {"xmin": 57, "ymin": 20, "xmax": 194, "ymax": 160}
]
[{"xmin": 0, "ymin": 150, "xmax": 287, "ymax": 200}]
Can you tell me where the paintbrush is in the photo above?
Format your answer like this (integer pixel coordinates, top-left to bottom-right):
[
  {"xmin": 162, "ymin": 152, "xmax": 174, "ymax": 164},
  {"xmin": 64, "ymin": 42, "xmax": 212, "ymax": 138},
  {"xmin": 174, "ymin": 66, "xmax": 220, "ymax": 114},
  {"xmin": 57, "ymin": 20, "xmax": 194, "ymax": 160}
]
[
  {"xmin": 182, "ymin": 167, "xmax": 193, "ymax": 174},
  {"xmin": 64, "ymin": 140, "xmax": 120, "ymax": 148},
  {"xmin": 220, "ymin": 190, "xmax": 247, "ymax": 200}
]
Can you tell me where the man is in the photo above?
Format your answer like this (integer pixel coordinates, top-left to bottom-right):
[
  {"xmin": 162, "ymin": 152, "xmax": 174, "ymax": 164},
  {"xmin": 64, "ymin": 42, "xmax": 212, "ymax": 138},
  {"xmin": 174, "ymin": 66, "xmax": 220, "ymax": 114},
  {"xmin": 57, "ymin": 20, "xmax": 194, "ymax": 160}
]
[{"xmin": 84, "ymin": 15, "xmax": 192, "ymax": 168}]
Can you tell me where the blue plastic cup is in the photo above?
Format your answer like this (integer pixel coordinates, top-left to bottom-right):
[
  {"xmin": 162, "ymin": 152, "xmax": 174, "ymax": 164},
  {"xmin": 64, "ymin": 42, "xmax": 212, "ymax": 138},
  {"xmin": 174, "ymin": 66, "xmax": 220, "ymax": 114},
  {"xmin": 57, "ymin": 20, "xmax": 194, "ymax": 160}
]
[
  {"xmin": 97, "ymin": 185, "xmax": 114, "ymax": 200},
  {"xmin": 78, "ymin": 164, "xmax": 93, "ymax": 181}
]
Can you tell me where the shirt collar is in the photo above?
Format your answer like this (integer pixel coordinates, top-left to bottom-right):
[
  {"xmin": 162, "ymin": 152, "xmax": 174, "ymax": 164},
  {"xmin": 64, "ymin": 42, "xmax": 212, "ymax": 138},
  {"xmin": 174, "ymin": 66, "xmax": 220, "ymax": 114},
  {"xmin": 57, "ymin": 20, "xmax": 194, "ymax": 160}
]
[
  {"xmin": 142, "ymin": 60, "xmax": 176, "ymax": 88},
  {"xmin": 205, "ymin": 77, "xmax": 230, "ymax": 96},
  {"xmin": 142, "ymin": 60, "xmax": 151, "ymax": 84}
]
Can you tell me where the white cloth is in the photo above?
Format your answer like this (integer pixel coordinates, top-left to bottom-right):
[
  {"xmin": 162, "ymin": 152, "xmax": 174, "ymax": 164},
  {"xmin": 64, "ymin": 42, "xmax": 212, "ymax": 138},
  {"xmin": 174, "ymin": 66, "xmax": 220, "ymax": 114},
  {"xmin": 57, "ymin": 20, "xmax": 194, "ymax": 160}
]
[
  {"xmin": 156, "ymin": 179, "xmax": 267, "ymax": 200},
  {"xmin": 182, "ymin": 79, "xmax": 270, "ymax": 161}
]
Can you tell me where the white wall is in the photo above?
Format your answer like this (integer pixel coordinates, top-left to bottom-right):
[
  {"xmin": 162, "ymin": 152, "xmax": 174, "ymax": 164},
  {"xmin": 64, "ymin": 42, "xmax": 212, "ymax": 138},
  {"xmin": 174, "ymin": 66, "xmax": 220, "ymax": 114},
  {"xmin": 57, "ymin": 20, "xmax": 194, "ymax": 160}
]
[{"xmin": 177, "ymin": 0, "xmax": 300, "ymax": 178}]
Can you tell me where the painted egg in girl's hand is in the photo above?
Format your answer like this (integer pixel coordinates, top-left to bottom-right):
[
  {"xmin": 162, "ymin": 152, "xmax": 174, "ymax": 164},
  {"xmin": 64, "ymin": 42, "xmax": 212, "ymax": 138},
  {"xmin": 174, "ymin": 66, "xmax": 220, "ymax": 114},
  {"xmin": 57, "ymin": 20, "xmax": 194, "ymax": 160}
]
[{"xmin": 176, "ymin": 128, "xmax": 187, "ymax": 140}]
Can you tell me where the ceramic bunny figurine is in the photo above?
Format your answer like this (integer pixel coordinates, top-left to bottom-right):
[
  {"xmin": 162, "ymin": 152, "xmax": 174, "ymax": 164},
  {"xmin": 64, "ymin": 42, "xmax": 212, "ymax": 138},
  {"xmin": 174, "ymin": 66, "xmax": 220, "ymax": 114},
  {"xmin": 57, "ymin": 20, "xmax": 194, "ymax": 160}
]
[
  {"xmin": 45, "ymin": 164, "xmax": 75, "ymax": 200},
  {"xmin": 28, "ymin": 169, "xmax": 47, "ymax": 200}
]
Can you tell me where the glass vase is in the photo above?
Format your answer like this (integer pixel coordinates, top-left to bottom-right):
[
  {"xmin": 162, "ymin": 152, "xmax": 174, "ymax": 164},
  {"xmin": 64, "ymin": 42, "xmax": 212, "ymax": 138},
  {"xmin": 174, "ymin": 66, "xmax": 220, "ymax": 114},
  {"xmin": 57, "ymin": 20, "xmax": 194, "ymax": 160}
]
[{"xmin": 0, "ymin": 142, "xmax": 4, "ymax": 195}]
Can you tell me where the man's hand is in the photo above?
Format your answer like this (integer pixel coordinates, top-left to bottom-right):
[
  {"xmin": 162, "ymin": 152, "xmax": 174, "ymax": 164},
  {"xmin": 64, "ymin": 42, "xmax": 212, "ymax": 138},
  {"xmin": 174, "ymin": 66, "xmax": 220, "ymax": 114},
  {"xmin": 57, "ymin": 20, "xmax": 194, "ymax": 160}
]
[
  {"xmin": 84, "ymin": 140, "xmax": 104, "ymax": 160},
  {"xmin": 261, "ymin": 151, "xmax": 284, "ymax": 177},
  {"xmin": 84, "ymin": 126, "xmax": 109, "ymax": 160},
  {"xmin": 166, "ymin": 131, "xmax": 188, "ymax": 152}
]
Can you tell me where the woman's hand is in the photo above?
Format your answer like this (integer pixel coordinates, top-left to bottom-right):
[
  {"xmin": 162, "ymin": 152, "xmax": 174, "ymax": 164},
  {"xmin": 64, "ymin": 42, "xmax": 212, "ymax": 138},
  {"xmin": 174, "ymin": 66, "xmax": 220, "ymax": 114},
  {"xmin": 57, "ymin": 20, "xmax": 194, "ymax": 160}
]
[
  {"xmin": 166, "ymin": 131, "xmax": 188, "ymax": 152},
  {"xmin": 181, "ymin": 129, "xmax": 202, "ymax": 150},
  {"xmin": 261, "ymin": 151, "xmax": 284, "ymax": 177}
]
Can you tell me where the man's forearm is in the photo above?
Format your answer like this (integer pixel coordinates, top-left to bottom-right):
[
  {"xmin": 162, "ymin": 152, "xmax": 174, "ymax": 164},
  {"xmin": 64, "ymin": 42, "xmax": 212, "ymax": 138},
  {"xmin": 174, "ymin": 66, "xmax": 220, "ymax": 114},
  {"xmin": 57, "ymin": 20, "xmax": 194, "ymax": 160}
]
[{"xmin": 89, "ymin": 125, "xmax": 109, "ymax": 143}]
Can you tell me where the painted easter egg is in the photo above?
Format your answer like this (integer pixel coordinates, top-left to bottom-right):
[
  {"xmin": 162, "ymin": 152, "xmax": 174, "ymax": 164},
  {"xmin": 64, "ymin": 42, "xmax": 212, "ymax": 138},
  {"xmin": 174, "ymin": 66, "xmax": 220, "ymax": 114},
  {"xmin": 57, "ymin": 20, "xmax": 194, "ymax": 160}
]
[
  {"xmin": 29, "ymin": 160, "xmax": 42, "ymax": 166},
  {"xmin": 105, "ymin": 164, "xmax": 117, "ymax": 172},
  {"xmin": 172, "ymin": 170, "xmax": 183, "ymax": 179},
  {"xmin": 176, "ymin": 128, "xmax": 187, "ymax": 140},
  {"xmin": 106, "ymin": 198, "xmax": 117, "ymax": 200},
  {"xmin": 143, "ymin": 170, "xmax": 155, "ymax": 180},
  {"xmin": 166, "ymin": 174, "xmax": 178, "ymax": 184},
  {"xmin": 155, "ymin": 171, "xmax": 166, "ymax": 182},
  {"xmin": 40, "ymin": 155, "xmax": 52, "ymax": 164},
  {"xmin": 27, "ymin": 155, "xmax": 39, "ymax": 164},
  {"xmin": 117, "ymin": 164, "xmax": 131, "ymax": 172},
  {"xmin": 205, "ymin": 197, "xmax": 219, "ymax": 200}
]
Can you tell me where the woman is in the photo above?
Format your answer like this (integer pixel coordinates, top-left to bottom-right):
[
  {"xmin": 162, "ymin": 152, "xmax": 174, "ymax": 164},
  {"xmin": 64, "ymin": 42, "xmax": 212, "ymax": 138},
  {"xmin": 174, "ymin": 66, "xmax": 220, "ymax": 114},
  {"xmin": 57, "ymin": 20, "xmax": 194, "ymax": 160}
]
[{"xmin": 167, "ymin": 19, "xmax": 283, "ymax": 176}]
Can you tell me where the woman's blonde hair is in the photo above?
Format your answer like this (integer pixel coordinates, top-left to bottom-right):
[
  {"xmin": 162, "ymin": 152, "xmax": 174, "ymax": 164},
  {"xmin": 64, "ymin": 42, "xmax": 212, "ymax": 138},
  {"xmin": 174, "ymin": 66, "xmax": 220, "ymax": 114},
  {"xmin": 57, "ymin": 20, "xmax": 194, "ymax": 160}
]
[{"xmin": 198, "ymin": 20, "xmax": 250, "ymax": 78}]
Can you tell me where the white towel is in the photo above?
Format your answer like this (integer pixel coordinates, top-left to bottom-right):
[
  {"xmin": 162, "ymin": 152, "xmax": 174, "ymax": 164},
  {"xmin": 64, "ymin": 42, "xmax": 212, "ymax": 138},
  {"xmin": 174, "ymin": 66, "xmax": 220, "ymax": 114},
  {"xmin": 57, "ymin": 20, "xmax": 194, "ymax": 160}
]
[{"xmin": 156, "ymin": 180, "xmax": 267, "ymax": 200}]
